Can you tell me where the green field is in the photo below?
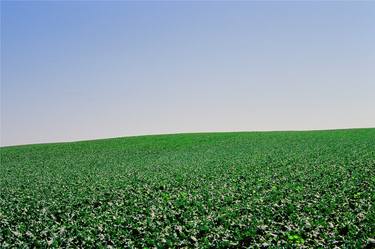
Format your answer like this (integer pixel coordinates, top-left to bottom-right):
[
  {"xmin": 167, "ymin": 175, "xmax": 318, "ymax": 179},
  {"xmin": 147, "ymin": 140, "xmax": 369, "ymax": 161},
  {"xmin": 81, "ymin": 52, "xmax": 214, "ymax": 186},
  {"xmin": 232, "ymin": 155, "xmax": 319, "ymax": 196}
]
[{"xmin": 1, "ymin": 128, "xmax": 374, "ymax": 248}]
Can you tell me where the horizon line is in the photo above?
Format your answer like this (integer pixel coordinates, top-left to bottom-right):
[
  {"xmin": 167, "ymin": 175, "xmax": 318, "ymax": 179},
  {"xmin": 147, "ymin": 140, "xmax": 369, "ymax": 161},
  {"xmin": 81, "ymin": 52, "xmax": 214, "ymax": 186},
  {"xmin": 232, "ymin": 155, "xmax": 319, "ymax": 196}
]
[{"xmin": 1, "ymin": 126, "xmax": 374, "ymax": 149}]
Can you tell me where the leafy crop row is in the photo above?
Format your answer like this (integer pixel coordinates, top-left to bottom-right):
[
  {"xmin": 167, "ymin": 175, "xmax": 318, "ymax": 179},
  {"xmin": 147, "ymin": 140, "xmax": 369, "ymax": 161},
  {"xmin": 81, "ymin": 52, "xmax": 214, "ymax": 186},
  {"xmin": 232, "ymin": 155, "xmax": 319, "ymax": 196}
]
[{"xmin": 1, "ymin": 129, "xmax": 374, "ymax": 248}]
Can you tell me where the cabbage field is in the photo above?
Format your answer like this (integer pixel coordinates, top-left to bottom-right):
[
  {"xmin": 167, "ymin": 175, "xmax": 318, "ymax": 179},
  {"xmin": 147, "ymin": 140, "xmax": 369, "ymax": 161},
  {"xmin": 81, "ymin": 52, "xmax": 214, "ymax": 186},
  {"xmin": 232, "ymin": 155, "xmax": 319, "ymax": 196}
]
[{"xmin": 1, "ymin": 128, "xmax": 374, "ymax": 248}]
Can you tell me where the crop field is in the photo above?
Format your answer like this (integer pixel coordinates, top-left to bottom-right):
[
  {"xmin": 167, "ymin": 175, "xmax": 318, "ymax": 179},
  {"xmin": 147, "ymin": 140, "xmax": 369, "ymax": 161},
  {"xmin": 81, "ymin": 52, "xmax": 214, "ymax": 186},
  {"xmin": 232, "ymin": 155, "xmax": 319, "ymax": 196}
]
[{"xmin": 0, "ymin": 128, "xmax": 374, "ymax": 248}]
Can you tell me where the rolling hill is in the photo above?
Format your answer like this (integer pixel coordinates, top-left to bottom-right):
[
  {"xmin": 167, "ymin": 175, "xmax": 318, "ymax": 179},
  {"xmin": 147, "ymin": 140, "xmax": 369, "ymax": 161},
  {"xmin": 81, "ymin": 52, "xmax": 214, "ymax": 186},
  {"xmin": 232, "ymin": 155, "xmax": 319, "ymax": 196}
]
[{"xmin": 1, "ymin": 128, "xmax": 374, "ymax": 248}]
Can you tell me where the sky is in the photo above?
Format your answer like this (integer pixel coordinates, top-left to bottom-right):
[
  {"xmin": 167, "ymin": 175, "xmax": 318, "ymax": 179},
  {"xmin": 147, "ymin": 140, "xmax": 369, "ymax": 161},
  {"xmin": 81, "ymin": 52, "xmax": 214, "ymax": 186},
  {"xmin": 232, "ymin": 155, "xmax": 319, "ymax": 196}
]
[{"xmin": 1, "ymin": 1, "xmax": 374, "ymax": 146}]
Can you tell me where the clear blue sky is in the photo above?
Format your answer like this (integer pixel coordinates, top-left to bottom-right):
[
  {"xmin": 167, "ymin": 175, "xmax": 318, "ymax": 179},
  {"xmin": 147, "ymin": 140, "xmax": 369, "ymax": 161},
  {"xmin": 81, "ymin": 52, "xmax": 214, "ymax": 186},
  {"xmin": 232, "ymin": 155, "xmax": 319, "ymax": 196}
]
[{"xmin": 1, "ymin": 1, "xmax": 374, "ymax": 146}]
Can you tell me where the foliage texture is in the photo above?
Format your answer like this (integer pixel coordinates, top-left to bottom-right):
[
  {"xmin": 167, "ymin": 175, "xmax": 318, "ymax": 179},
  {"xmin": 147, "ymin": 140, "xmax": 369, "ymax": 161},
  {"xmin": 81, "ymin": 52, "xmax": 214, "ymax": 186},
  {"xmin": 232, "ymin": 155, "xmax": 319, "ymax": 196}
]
[{"xmin": 1, "ymin": 128, "xmax": 374, "ymax": 248}]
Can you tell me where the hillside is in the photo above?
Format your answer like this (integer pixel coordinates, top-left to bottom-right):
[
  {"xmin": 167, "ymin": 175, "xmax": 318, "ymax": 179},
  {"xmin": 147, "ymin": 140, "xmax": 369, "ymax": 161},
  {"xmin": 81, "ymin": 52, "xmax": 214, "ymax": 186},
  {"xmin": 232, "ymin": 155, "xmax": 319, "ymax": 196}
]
[{"xmin": 1, "ymin": 128, "xmax": 374, "ymax": 248}]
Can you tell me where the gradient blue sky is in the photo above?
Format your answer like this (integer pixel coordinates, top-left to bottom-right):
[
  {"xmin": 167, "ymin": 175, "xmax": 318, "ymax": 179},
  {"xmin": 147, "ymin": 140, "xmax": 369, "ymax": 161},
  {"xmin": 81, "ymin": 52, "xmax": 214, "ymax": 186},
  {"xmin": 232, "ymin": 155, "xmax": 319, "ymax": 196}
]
[{"xmin": 1, "ymin": 1, "xmax": 374, "ymax": 146}]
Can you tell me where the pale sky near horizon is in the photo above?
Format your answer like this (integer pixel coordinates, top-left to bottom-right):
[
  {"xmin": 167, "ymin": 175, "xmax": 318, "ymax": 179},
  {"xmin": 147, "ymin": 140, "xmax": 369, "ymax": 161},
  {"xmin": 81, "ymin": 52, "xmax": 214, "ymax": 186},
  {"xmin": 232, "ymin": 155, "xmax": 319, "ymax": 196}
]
[{"xmin": 1, "ymin": 1, "xmax": 374, "ymax": 146}]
